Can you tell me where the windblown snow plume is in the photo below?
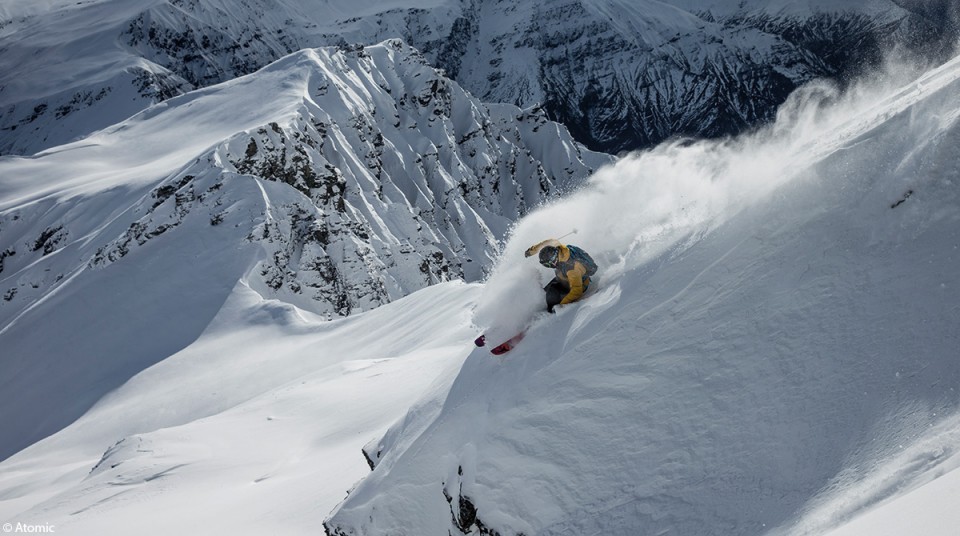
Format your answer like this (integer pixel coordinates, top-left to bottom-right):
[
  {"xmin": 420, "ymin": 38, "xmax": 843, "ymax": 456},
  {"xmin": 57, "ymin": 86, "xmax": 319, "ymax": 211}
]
[{"xmin": 473, "ymin": 55, "xmax": 949, "ymax": 335}]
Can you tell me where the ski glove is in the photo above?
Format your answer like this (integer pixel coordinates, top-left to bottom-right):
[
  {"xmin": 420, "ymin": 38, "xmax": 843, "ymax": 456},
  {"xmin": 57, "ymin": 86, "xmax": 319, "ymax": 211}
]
[{"xmin": 526, "ymin": 239, "xmax": 563, "ymax": 258}]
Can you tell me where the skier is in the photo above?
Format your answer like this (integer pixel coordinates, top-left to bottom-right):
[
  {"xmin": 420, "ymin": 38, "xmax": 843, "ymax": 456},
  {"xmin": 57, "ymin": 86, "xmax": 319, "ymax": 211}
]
[
  {"xmin": 474, "ymin": 238, "xmax": 599, "ymax": 354},
  {"xmin": 525, "ymin": 238, "xmax": 598, "ymax": 313}
]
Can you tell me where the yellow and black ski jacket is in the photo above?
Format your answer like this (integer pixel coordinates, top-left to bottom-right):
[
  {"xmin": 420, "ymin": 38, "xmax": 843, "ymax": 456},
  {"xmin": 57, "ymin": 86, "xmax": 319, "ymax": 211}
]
[{"xmin": 525, "ymin": 239, "xmax": 596, "ymax": 305}]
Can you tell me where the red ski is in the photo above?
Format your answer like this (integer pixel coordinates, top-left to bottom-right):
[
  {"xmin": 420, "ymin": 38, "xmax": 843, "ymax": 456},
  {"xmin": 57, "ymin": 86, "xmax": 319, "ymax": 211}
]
[
  {"xmin": 475, "ymin": 331, "xmax": 526, "ymax": 355},
  {"xmin": 491, "ymin": 331, "xmax": 526, "ymax": 355}
]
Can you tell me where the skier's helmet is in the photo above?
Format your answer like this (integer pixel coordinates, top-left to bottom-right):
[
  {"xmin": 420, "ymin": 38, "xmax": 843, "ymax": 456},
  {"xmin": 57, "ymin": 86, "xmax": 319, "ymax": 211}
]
[{"xmin": 539, "ymin": 246, "xmax": 560, "ymax": 268}]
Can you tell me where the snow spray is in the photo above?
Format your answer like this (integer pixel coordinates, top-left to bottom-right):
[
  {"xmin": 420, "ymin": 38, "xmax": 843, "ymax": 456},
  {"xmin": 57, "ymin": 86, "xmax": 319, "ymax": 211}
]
[{"xmin": 472, "ymin": 53, "xmax": 933, "ymax": 334}]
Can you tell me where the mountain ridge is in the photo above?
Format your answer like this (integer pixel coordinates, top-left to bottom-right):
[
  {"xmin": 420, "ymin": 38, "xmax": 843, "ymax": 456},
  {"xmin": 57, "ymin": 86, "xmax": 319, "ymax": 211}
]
[{"xmin": 2, "ymin": 0, "xmax": 955, "ymax": 156}]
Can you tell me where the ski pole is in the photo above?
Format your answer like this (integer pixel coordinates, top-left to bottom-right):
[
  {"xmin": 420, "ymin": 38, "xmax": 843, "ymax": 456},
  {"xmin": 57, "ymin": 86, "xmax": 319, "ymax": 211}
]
[{"xmin": 556, "ymin": 228, "xmax": 578, "ymax": 241}]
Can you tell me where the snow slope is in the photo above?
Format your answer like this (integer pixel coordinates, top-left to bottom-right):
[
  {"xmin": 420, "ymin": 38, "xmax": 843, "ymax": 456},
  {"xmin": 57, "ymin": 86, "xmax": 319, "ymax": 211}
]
[
  {"xmin": 0, "ymin": 279, "xmax": 484, "ymax": 535},
  {"xmin": 325, "ymin": 54, "xmax": 960, "ymax": 535}
]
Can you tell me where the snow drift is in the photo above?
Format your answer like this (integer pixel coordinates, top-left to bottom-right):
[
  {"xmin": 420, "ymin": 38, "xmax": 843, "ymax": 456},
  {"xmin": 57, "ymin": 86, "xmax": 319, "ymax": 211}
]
[{"xmin": 325, "ymin": 54, "xmax": 960, "ymax": 535}]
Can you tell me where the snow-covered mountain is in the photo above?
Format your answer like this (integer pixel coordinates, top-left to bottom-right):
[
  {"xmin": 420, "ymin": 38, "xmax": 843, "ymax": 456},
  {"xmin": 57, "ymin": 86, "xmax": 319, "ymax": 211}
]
[
  {"xmin": 0, "ymin": 38, "xmax": 607, "ymax": 460},
  {"xmin": 1, "ymin": 44, "xmax": 958, "ymax": 536},
  {"xmin": 2, "ymin": 0, "xmax": 955, "ymax": 156}
]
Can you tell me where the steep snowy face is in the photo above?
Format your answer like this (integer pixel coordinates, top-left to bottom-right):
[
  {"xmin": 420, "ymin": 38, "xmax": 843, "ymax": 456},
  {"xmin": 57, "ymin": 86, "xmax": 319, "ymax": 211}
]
[
  {"xmin": 323, "ymin": 54, "xmax": 960, "ymax": 536},
  {"xmin": 2, "ymin": 0, "xmax": 953, "ymax": 155},
  {"xmin": 0, "ymin": 39, "xmax": 607, "ymax": 460}
]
